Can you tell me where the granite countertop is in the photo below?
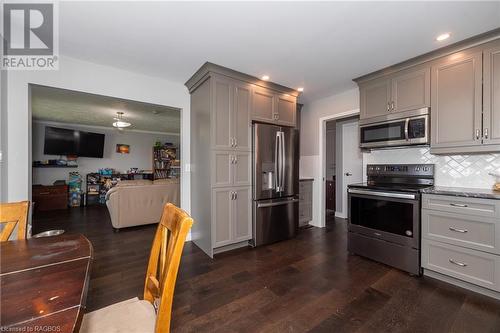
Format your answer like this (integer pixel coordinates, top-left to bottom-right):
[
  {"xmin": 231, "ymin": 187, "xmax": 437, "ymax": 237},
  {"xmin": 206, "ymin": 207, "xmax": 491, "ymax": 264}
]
[
  {"xmin": 421, "ymin": 186, "xmax": 500, "ymax": 200},
  {"xmin": 299, "ymin": 178, "xmax": 314, "ymax": 181}
]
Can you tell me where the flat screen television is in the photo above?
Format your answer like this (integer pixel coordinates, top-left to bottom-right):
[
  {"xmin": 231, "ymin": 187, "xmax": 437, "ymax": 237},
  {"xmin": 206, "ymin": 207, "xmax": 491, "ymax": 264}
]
[{"xmin": 44, "ymin": 126, "xmax": 105, "ymax": 158}]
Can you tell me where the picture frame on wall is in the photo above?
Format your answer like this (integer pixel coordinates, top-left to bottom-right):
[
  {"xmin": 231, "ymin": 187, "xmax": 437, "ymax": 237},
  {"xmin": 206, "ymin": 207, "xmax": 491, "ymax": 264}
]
[{"xmin": 116, "ymin": 144, "xmax": 130, "ymax": 154}]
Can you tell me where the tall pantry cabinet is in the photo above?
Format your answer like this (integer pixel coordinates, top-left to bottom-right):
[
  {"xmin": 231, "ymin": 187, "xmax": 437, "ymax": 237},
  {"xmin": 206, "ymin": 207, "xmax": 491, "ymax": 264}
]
[{"xmin": 186, "ymin": 63, "xmax": 299, "ymax": 257}]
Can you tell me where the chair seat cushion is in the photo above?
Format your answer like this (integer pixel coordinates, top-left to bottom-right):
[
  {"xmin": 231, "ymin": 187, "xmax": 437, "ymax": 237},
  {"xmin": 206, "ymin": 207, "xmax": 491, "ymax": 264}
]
[{"xmin": 80, "ymin": 297, "xmax": 156, "ymax": 333}]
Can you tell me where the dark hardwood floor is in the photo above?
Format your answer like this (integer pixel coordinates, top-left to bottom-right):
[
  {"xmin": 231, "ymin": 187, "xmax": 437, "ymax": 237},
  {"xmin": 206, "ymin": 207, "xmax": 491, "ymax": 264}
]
[{"xmin": 33, "ymin": 206, "xmax": 500, "ymax": 332}]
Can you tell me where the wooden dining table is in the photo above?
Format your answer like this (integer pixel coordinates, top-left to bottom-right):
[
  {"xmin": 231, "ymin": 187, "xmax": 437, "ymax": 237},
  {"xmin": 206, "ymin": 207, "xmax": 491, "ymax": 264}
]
[{"xmin": 0, "ymin": 233, "xmax": 93, "ymax": 333}]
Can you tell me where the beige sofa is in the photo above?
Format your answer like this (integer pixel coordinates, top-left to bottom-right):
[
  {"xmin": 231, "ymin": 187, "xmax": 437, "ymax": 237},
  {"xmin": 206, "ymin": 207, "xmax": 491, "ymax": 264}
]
[{"xmin": 105, "ymin": 179, "xmax": 180, "ymax": 230}]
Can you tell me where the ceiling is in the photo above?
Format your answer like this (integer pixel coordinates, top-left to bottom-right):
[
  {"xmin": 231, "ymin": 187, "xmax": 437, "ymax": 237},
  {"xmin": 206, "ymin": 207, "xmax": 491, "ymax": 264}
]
[
  {"xmin": 58, "ymin": 2, "xmax": 500, "ymax": 103},
  {"xmin": 31, "ymin": 85, "xmax": 181, "ymax": 133}
]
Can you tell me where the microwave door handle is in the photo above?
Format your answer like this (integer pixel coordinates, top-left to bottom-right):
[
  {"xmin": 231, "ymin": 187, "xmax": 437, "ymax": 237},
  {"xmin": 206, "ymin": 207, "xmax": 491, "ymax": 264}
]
[{"xmin": 404, "ymin": 118, "xmax": 409, "ymax": 141}]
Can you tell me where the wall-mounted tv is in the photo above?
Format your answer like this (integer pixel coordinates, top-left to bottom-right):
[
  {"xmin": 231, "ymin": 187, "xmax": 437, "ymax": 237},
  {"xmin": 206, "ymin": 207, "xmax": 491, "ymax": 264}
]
[{"xmin": 44, "ymin": 126, "xmax": 105, "ymax": 158}]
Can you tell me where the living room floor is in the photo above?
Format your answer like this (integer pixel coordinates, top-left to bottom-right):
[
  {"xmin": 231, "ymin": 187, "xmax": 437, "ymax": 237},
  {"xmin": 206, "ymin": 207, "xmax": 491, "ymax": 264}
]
[{"xmin": 33, "ymin": 207, "xmax": 500, "ymax": 332}]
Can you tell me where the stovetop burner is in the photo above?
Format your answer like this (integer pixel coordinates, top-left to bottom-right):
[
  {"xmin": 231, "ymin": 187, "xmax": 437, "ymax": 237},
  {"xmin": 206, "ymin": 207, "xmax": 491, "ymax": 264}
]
[{"xmin": 348, "ymin": 163, "xmax": 435, "ymax": 193}]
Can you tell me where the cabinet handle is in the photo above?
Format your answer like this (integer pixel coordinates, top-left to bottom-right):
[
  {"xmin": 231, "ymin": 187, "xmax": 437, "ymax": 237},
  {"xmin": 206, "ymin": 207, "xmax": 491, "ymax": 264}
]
[
  {"xmin": 234, "ymin": 138, "xmax": 237, "ymax": 147},
  {"xmin": 391, "ymin": 101, "xmax": 395, "ymax": 111},
  {"xmin": 475, "ymin": 129, "xmax": 480, "ymax": 140},
  {"xmin": 234, "ymin": 192, "xmax": 238, "ymax": 200},
  {"xmin": 387, "ymin": 102, "xmax": 390, "ymax": 112},
  {"xmin": 230, "ymin": 192, "xmax": 234, "ymax": 200},
  {"xmin": 449, "ymin": 259, "xmax": 467, "ymax": 267},
  {"xmin": 234, "ymin": 156, "xmax": 238, "ymax": 164},
  {"xmin": 449, "ymin": 227, "xmax": 468, "ymax": 233},
  {"xmin": 38, "ymin": 192, "xmax": 50, "ymax": 195},
  {"xmin": 450, "ymin": 203, "xmax": 468, "ymax": 208},
  {"xmin": 484, "ymin": 128, "xmax": 489, "ymax": 139}
]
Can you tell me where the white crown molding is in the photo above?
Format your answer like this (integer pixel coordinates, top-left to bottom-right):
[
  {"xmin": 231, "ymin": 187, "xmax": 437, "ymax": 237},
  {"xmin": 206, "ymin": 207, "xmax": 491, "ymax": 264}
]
[{"xmin": 33, "ymin": 119, "xmax": 180, "ymax": 136}]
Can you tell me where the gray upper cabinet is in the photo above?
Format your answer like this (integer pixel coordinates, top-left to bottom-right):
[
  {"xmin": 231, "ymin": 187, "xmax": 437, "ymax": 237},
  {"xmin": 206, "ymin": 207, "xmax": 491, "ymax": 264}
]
[
  {"xmin": 252, "ymin": 86, "xmax": 275, "ymax": 123},
  {"xmin": 233, "ymin": 82, "xmax": 252, "ymax": 151},
  {"xmin": 212, "ymin": 77, "xmax": 233, "ymax": 150},
  {"xmin": 360, "ymin": 67, "xmax": 430, "ymax": 120},
  {"xmin": 483, "ymin": 40, "xmax": 500, "ymax": 146},
  {"xmin": 276, "ymin": 93, "xmax": 296, "ymax": 126},
  {"xmin": 391, "ymin": 67, "xmax": 430, "ymax": 113},
  {"xmin": 430, "ymin": 50, "xmax": 483, "ymax": 151},
  {"xmin": 360, "ymin": 77, "xmax": 391, "ymax": 119},
  {"xmin": 252, "ymin": 86, "xmax": 297, "ymax": 127}
]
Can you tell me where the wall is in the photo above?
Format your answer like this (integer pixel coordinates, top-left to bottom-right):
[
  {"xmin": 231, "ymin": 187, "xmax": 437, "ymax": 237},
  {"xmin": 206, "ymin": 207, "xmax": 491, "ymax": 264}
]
[
  {"xmin": 4, "ymin": 55, "xmax": 191, "ymax": 216},
  {"xmin": 32, "ymin": 121, "xmax": 179, "ymax": 187},
  {"xmin": 299, "ymin": 88, "xmax": 359, "ymax": 227},
  {"xmin": 325, "ymin": 124, "xmax": 335, "ymax": 180},
  {"xmin": 363, "ymin": 147, "xmax": 500, "ymax": 188},
  {"xmin": 0, "ymin": 70, "xmax": 7, "ymax": 202}
]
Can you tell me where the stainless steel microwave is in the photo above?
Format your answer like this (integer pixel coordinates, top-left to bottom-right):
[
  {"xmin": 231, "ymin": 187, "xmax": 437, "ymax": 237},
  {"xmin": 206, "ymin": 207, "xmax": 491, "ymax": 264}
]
[{"xmin": 359, "ymin": 108, "xmax": 429, "ymax": 149}]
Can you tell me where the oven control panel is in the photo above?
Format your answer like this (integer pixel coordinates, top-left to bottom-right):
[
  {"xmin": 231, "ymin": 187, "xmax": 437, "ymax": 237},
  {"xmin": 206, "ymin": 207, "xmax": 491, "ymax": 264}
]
[{"xmin": 367, "ymin": 164, "xmax": 434, "ymax": 177}]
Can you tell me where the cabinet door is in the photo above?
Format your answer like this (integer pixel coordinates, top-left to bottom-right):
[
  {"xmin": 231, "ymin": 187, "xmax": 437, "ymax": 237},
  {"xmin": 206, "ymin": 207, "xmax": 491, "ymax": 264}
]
[
  {"xmin": 359, "ymin": 78, "xmax": 391, "ymax": 119},
  {"xmin": 233, "ymin": 187, "xmax": 252, "ymax": 242},
  {"xmin": 233, "ymin": 152, "xmax": 251, "ymax": 187},
  {"xmin": 212, "ymin": 151, "xmax": 232, "ymax": 187},
  {"xmin": 233, "ymin": 82, "xmax": 252, "ymax": 151},
  {"xmin": 392, "ymin": 67, "xmax": 430, "ymax": 113},
  {"xmin": 483, "ymin": 42, "xmax": 500, "ymax": 146},
  {"xmin": 430, "ymin": 51, "xmax": 483, "ymax": 149},
  {"xmin": 212, "ymin": 78, "xmax": 233, "ymax": 149},
  {"xmin": 213, "ymin": 188, "xmax": 233, "ymax": 247},
  {"xmin": 252, "ymin": 86, "xmax": 275, "ymax": 122},
  {"xmin": 276, "ymin": 93, "xmax": 296, "ymax": 126}
]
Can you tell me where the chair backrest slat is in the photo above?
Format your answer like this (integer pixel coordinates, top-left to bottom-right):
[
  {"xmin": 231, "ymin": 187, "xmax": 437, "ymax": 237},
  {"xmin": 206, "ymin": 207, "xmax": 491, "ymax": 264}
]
[
  {"xmin": 0, "ymin": 201, "xmax": 30, "ymax": 241},
  {"xmin": 143, "ymin": 203, "xmax": 193, "ymax": 333}
]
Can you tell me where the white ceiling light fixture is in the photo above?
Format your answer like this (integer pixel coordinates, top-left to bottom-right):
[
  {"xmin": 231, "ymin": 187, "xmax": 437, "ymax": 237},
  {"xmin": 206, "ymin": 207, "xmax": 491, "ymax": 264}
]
[
  {"xmin": 261, "ymin": 75, "xmax": 270, "ymax": 81},
  {"xmin": 436, "ymin": 32, "xmax": 451, "ymax": 41},
  {"xmin": 112, "ymin": 111, "xmax": 131, "ymax": 128}
]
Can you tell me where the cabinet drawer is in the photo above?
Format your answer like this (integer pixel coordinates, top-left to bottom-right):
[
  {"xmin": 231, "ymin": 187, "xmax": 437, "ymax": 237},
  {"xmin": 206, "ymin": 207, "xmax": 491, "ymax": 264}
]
[
  {"xmin": 422, "ymin": 239, "xmax": 500, "ymax": 292},
  {"xmin": 299, "ymin": 181, "xmax": 313, "ymax": 193},
  {"xmin": 33, "ymin": 186, "xmax": 67, "ymax": 195},
  {"xmin": 422, "ymin": 194, "xmax": 500, "ymax": 218},
  {"xmin": 422, "ymin": 209, "xmax": 499, "ymax": 254}
]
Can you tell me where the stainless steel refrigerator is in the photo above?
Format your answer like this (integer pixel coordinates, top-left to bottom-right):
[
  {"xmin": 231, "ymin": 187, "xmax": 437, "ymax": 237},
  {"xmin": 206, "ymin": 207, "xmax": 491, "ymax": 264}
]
[{"xmin": 252, "ymin": 123, "xmax": 299, "ymax": 247}]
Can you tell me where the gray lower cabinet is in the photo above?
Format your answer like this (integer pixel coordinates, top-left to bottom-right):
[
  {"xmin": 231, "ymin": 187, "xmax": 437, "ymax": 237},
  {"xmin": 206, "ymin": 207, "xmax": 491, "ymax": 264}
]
[
  {"xmin": 299, "ymin": 180, "xmax": 313, "ymax": 226},
  {"xmin": 213, "ymin": 187, "xmax": 252, "ymax": 248},
  {"xmin": 421, "ymin": 194, "xmax": 500, "ymax": 295}
]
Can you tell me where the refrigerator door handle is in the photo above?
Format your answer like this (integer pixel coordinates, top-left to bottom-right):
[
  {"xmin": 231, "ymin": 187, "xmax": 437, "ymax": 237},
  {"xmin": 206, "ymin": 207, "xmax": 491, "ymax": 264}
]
[
  {"xmin": 280, "ymin": 131, "xmax": 285, "ymax": 192},
  {"xmin": 274, "ymin": 132, "xmax": 279, "ymax": 191}
]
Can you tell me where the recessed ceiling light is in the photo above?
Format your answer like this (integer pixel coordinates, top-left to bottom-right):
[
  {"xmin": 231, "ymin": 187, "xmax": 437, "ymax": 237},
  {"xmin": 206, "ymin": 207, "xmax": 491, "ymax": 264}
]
[
  {"xmin": 436, "ymin": 33, "xmax": 450, "ymax": 42},
  {"xmin": 261, "ymin": 75, "xmax": 270, "ymax": 81},
  {"xmin": 297, "ymin": 87, "xmax": 304, "ymax": 92}
]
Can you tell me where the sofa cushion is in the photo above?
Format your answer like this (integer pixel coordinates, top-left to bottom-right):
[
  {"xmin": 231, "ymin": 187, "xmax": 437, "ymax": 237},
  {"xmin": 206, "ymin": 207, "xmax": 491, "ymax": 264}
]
[
  {"xmin": 153, "ymin": 178, "xmax": 179, "ymax": 185},
  {"xmin": 116, "ymin": 179, "xmax": 153, "ymax": 187}
]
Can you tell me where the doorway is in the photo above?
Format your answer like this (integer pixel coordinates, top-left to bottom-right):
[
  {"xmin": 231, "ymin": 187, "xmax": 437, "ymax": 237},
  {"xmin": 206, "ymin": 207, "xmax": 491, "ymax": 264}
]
[{"xmin": 319, "ymin": 110, "xmax": 362, "ymax": 226}]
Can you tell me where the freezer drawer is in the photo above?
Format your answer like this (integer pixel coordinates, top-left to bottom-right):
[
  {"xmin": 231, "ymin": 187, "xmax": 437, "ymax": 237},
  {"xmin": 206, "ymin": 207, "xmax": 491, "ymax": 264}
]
[{"xmin": 252, "ymin": 197, "xmax": 298, "ymax": 246}]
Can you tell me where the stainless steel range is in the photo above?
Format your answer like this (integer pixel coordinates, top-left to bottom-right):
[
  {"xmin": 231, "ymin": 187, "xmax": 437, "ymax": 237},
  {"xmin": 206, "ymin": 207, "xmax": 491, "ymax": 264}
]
[{"xmin": 347, "ymin": 164, "xmax": 435, "ymax": 275}]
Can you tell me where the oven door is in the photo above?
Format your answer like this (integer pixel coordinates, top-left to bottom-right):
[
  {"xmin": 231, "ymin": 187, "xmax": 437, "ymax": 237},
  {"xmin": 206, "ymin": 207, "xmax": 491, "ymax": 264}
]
[
  {"xmin": 348, "ymin": 188, "xmax": 420, "ymax": 249},
  {"xmin": 359, "ymin": 119, "xmax": 407, "ymax": 148}
]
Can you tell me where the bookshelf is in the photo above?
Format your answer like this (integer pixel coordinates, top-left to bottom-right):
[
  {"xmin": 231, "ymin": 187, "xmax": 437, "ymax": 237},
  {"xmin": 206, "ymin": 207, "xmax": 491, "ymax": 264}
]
[{"xmin": 153, "ymin": 146, "xmax": 177, "ymax": 179}]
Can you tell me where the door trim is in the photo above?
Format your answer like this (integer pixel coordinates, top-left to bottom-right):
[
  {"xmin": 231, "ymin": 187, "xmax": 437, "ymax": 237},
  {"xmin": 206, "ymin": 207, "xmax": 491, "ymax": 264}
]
[{"xmin": 317, "ymin": 108, "xmax": 360, "ymax": 227}]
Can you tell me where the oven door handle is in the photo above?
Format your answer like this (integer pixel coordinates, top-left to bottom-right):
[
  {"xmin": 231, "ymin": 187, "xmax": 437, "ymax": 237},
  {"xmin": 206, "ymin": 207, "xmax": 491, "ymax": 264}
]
[{"xmin": 348, "ymin": 188, "xmax": 416, "ymax": 200}]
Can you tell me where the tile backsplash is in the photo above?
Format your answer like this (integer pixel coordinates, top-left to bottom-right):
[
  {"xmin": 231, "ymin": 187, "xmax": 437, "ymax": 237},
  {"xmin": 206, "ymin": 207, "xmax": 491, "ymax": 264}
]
[{"xmin": 363, "ymin": 147, "xmax": 500, "ymax": 189}]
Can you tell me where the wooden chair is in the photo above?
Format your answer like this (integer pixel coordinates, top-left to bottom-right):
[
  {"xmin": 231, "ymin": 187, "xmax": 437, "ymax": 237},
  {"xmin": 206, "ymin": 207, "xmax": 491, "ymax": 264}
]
[
  {"xmin": 80, "ymin": 203, "xmax": 193, "ymax": 333},
  {"xmin": 0, "ymin": 201, "xmax": 30, "ymax": 241}
]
